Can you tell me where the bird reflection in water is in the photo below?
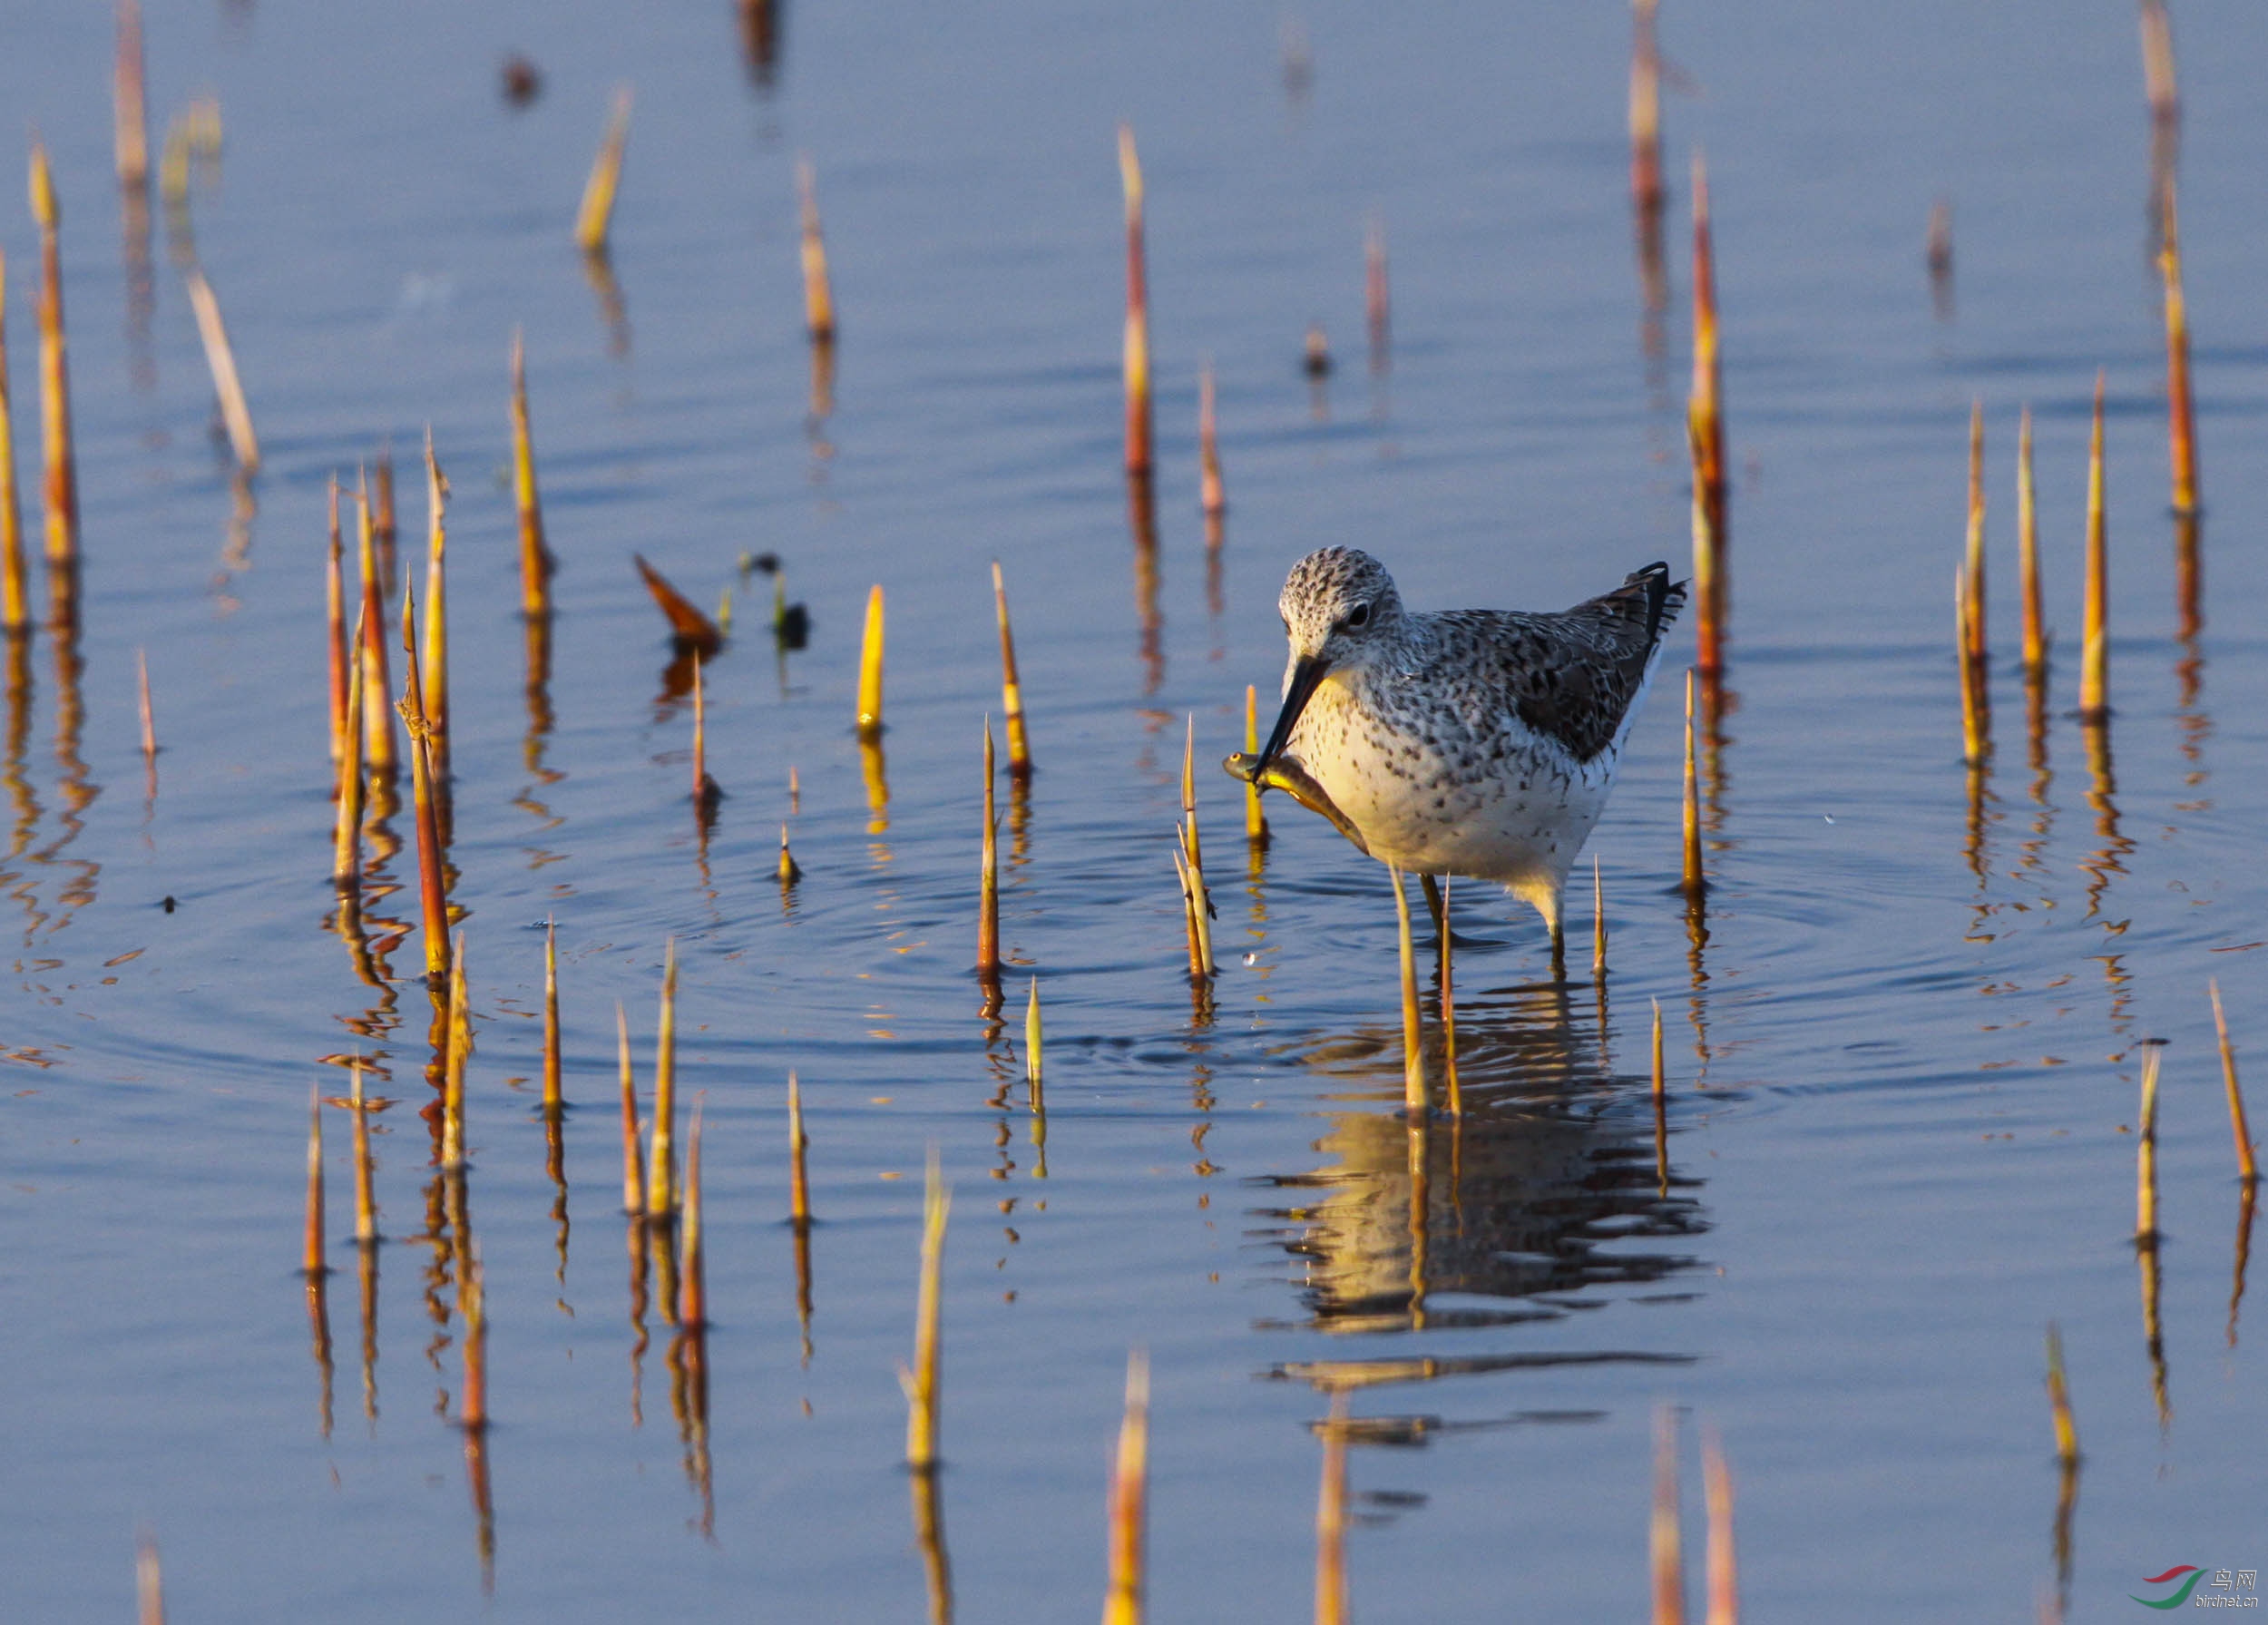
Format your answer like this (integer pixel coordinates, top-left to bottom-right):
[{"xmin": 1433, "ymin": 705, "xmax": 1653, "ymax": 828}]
[{"xmin": 1256, "ymin": 984, "xmax": 1707, "ymax": 1346}]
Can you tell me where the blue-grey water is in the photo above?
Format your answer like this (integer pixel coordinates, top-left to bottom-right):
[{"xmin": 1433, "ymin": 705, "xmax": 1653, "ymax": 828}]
[{"xmin": 1, "ymin": 1, "xmax": 2263, "ymax": 1619}]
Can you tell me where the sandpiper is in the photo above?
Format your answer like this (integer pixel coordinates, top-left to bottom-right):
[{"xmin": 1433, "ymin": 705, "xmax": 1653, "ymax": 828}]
[{"xmin": 1228, "ymin": 547, "xmax": 1686, "ymax": 974}]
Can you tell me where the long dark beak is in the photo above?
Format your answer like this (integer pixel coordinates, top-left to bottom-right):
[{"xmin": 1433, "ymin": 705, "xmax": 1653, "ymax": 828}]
[{"xmin": 1253, "ymin": 654, "xmax": 1329, "ymax": 778}]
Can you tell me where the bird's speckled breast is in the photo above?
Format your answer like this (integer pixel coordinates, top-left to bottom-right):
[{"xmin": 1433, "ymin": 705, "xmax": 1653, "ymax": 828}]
[{"xmin": 1288, "ymin": 666, "xmax": 1617, "ymax": 886}]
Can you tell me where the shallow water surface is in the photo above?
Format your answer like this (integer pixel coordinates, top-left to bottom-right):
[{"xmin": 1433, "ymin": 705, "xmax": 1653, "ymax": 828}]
[{"xmin": 2, "ymin": 2, "xmax": 2265, "ymax": 1620}]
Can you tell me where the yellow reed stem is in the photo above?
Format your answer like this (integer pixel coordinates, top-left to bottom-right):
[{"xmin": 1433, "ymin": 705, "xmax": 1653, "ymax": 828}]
[
  {"xmin": 617, "ymin": 1002, "xmax": 644, "ymax": 1215},
  {"xmin": 2078, "ymin": 371, "xmax": 2108, "ymax": 721},
  {"xmin": 1653, "ymin": 996, "xmax": 1669, "ymax": 1195},
  {"xmin": 1956, "ymin": 570, "xmax": 1987, "ymax": 766},
  {"xmin": 690, "ymin": 657, "xmax": 714, "ymax": 808},
  {"xmin": 542, "ymin": 917, "xmax": 562, "ymax": 1119},
  {"xmin": 1119, "ymin": 124, "xmax": 1151, "ymax": 478},
  {"xmin": 303, "ymin": 1083, "xmax": 327, "ymax": 1277},
  {"xmin": 2044, "ymin": 1321, "xmax": 2079, "ymax": 1466},
  {"xmin": 2160, "ymin": 188, "xmax": 2198, "ymax": 517},
  {"xmin": 1702, "ymin": 1424, "xmax": 1737, "ymax": 1625},
  {"xmin": 2211, "ymin": 980, "xmax": 2260, "ymax": 1184},
  {"xmin": 356, "ymin": 480, "xmax": 394, "ymax": 775},
  {"xmin": 510, "ymin": 329, "xmax": 553, "ymax": 619},
  {"xmin": 2018, "ymin": 405, "xmax": 2044, "ymax": 675},
  {"xmin": 0, "ymin": 249, "xmax": 24, "ymax": 631},
  {"xmin": 1964, "ymin": 400, "xmax": 1985, "ymax": 668},
  {"xmin": 2136, "ymin": 1044, "xmax": 2161, "ymax": 1244},
  {"xmin": 1103, "ymin": 1349, "xmax": 1150, "ymax": 1625},
  {"xmin": 1592, "ymin": 854, "xmax": 1608, "ymax": 980},
  {"xmin": 348, "ymin": 1058, "xmax": 376, "ymax": 1247},
  {"xmin": 1243, "ymin": 685, "xmax": 1268, "ymax": 843},
  {"xmin": 1652, "ymin": 1405, "xmax": 1684, "ymax": 1625},
  {"xmin": 777, "ymin": 824, "xmax": 801, "ymax": 885},
  {"xmin": 182, "ymin": 265, "xmax": 258, "ymax": 472},
  {"xmin": 1392, "ymin": 865, "xmax": 1428, "ymax": 1117},
  {"xmin": 1179, "ymin": 718, "xmax": 1214, "ymax": 974},
  {"xmin": 1681, "ymin": 671, "xmax": 1703, "ymax": 893},
  {"xmin": 1170, "ymin": 837, "xmax": 1204, "ymax": 979},
  {"xmin": 573, "ymin": 87, "xmax": 631, "ymax": 253},
  {"xmin": 1629, "ymin": 0, "xmax": 1663, "ymax": 216},
  {"xmin": 1024, "ymin": 977, "xmax": 1043, "ymax": 1094},
  {"xmin": 678, "ymin": 1101, "xmax": 707, "ymax": 1328},
  {"xmin": 1686, "ymin": 151, "xmax": 1725, "ymax": 676},
  {"xmin": 422, "ymin": 430, "xmax": 451, "ymax": 791},
  {"xmin": 797, "ymin": 155, "xmax": 835, "ymax": 343},
  {"xmin": 115, "ymin": 0, "xmax": 150, "ymax": 191},
  {"xmin": 855, "ymin": 584, "xmax": 885, "ymax": 737},
  {"xmin": 1199, "ymin": 357, "xmax": 1226, "ymax": 516},
  {"xmin": 1315, "ymin": 1392, "xmax": 1349, "ymax": 1625},
  {"xmin": 992, "ymin": 562, "xmax": 1032, "ymax": 777},
  {"xmin": 648, "ymin": 940, "xmax": 679, "ymax": 1218},
  {"xmin": 903, "ymin": 1148, "xmax": 949, "ymax": 1471},
  {"xmin": 979, "ymin": 720, "xmax": 1001, "ymax": 977},
  {"xmin": 396, "ymin": 579, "xmax": 448, "ymax": 984},
  {"xmin": 787, "ymin": 1072, "xmax": 811, "ymax": 1229},
  {"xmin": 30, "ymin": 141, "xmax": 79, "ymax": 611},
  {"xmin": 325, "ymin": 477, "xmax": 347, "ymax": 768},
  {"xmin": 331, "ymin": 607, "xmax": 366, "ymax": 889}
]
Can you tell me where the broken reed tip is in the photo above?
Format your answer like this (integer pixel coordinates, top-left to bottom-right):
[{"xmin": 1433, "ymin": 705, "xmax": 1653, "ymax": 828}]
[
  {"xmin": 787, "ymin": 1071, "xmax": 811, "ymax": 1229},
  {"xmin": 777, "ymin": 824, "xmax": 802, "ymax": 885},
  {"xmin": 2136, "ymin": 1043, "xmax": 2163, "ymax": 1245},
  {"xmin": 136, "ymin": 647, "xmax": 156, "ymax": 759},
  {"xmin": 2044, "ymin": 1321, "xmax": 2080, "ymax": 1466},
  {"xmin": 573, "ymin": 85, "xmax": 632, "ymax": 255},
  {"xmin": 903, "ymin": 1147, "xmax": 949, "ymax": 1472},
  {"xmin": 797, "ymin": 154, "xmax": 836, "ymax": 345},
  {"xmin": 992, "ymin": 561, "xmax": 1033, "ymax": 777},
  {"xmin": 2209, "ymin": 980, "xmax": 2260, "ymax": 1184},
  {"xmin": 616, "ymin": 1000, "xmax": 644, "ymax": 1216},
  {"xmin": 303, "ymin": 1082, "xmax": 328, "ymax": 1277},
  {"xmin": 1103, "ymin": 1348, "xmax": 1151, "ymax": 1625}
]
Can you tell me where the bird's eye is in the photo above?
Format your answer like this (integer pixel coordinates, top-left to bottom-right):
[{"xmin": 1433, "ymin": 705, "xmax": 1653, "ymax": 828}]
[{"xmin": 1345, "ymin": 602, "xmax": 1371, "ymax": 629}]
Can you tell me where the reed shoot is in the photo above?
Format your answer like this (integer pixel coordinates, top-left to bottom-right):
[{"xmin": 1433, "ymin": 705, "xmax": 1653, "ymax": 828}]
[
  {"xmin": 1024, "ymin": 976, "xmax": 1043, "ymax": 1094},
  {"xmin": 678, "ymin": 1101, "xmax": 707, "ymax": 1328},
  {"xmin": 1654, "ymin": 996, "xmax": 1669, "ymax": 1194},
  {"xmin": 1103, "ymin": 1349, "xmax": 1150, "ymax": 1625},
  {"xmin": 326, "ymin": 477, "xmax": 347, "ymax": 767},
  {"xmin": 331, "ymin": 606, "xmax": 367, "ymax": 890},
  {"xmin": 797, "ymin": 156, "xmax": 836, "ymax": 344},
  {"xmin": 1652, "ymin": 1405, "xmax": 1684, "ymax": 1625},
  {"xmin": 903, "ymin": 1148, "xmax": 949, "ymax": 1472},
  {"xmin": 2018, "ymin": 406, "xmax": 2044, "ymax": 675},
  {"xmin": 356, "ymin": 480, "xmax": 395, "ymax": 776},
  {"xmin": 787, "ymin": 1072, "xmax": 811, "ymax": 1230},
  {"xmin": 0, "ymin": 249, "xmax": 25, "ymax": 632},
  {"xmin": 978, "ymin": 719, "xmax": 1001, "ymax": 978},
  {"xmin": 303, "ymin": 1083, "xmax": 328, "ymax": 1277},
  {"xmin": 1178, "ymin": 718, "xmax": 1215, "ymax": 976},
  {"xmin": 1629, "ymin": 0, "xmax": 1663, "ymax": 218},
  {"xmin": 648, "ymin": 940, "xmax": 679, "ymax": 1219},
  {"xmin": 777, "ymin": 824, "xmax": 802, "ymax": 886},
  {"xmin": 2160, "ymin": 189, "xmax": 2198, "ymax": 518},
  {"xmin": 510, "ymin": 329, "xmax": 554, "ymax": 619},
  {"xmin": 542, "ymin": 918, "xmax": 562, "ymax": 1119},
  {"xmin": 136, "ymin": 648, "xmax": 156, "ymax": 761},
  {"xmin": 442, "ymin": 934, "xmax": 469, "ymax": 1170},
  {"xmin": 1242, "ymin": 685, "xmax": 1269, "ymax": 844},
  {"xmin": 2136, "ymin": 1043, "xmax": 2162, "ymax": 1245},
  {"xmin": 31, "ymin": 140, "xmax": 81, "ymax": 616},
  {"xmin": 396, "ymin": 577, "xmax": 449, "ymax": 985},
  {"xmin": 1963, "ymin": 400, "xmax": 1986, "ymax": 668},
  {"xmin": 114, "ymin": 0, "xmax": 150, "ymax": 191},
  {"xmin": 349, "ymin": 1058, "xmax": 376, "ymax": 1247},
  {"xmin": 1591, "ymin": 854, "xmax": 1607, "ymax": 980},
  {"xmin": 1702, "ymin": 1424, "xmax": 1738, "ymax": 1625},
  {"xmin": 1199, "ymin": 359, "xmax": 1226, "ymax": 517},
  {"xmin": 182, "ymin": 266, "xmax": 258, "ymax": 473},
  {"xmin": 2078, "ymin": 371, "xmax": 2108, "ymax": 721},
  {"xmin": 691, "ymin": 658, "xmax": 722, "ymax": 814},
  {"xmin": 1681, "ymin": 671, "xmax": 1703, "ymax": 895},
  {"xmin": 573, "ymin": 87, "xmax": 632, "ymax": 254},
  {"xmin": 856, "ymin": 584, "xmax": 885, "ymax": 738},
  {"xmin": 1365, "ymin": 217, "xmax": 1390, "ymax": 370},
  {"xmin": 2044, "ymin": 1321, "xmax": 2079, "ymax": 1466},
  {"xmin": 992, "ymin": 562, "xmax": 1032, "ymax": 777},
  {"xmin": 2210, "ymin": 980, "xmax": 2260, "ymax": 1184},
  {"xmin": 1956, "ymin": 569, "xmax": 1988, "ymax": 766},
  {"xmin": 1687, "ymin": 151, "xmax": 1725, "ymax": 676},
  {"xmin": 422, "ymin": 431, "xmax": 451, "ymax": 795},
  {"xmin": 1119, "ymin": 124, "xmax": 1151, "ymax": 478},
  {"xmin": 617, "ymin": 1001, "xmax": 644, "ymax": 1215}
]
